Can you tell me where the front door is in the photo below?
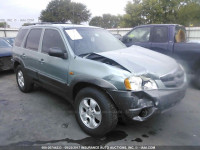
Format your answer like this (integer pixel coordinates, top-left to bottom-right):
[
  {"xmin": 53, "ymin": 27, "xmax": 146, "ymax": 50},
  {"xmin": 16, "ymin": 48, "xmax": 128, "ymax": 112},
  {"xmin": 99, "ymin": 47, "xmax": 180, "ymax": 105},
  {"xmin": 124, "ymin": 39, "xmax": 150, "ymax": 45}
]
[{"xmin": 38, "ymin": 28, "xmax": 69, "ymax": 92}]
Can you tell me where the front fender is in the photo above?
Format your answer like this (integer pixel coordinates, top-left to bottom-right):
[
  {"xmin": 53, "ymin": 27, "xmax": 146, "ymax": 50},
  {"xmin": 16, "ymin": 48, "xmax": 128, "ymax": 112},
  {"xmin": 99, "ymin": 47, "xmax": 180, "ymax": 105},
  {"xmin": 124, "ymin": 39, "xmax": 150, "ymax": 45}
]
[
  {"xmin": 68, "ymin": 75, "xmax": 117, "ymax": 102},
  {"xmin": 70, "ymin": 75, "xmax": 117, "ymax": 90}
]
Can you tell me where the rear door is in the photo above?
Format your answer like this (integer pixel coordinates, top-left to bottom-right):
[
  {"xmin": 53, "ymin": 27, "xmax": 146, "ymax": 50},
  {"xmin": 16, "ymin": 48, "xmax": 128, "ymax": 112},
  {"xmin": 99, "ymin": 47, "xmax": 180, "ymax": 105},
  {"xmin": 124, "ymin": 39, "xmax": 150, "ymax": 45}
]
[
  {"xmin": 38, "ymin": 28, "xmax": 69, "ymax": 92},
  {"xmin": 122, "ymin": 26, "xmax": 152, "ymax": 48},
  {"xmin": 22, "ymin": 28, "xmax": 43, "ymax": 79},
  {"xmin": 150, "ymin": 26, "xmax": 171, "ymax": 56}
]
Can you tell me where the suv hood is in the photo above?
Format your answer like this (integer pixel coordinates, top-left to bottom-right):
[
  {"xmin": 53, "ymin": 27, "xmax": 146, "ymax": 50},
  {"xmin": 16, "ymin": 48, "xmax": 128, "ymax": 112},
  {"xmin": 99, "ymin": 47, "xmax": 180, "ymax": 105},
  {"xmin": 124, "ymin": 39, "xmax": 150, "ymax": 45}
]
[
  {"xmin": 0, "ymin": 47, "xmax": 12, "ymax": 57},
  {"xmin": 88, "ymin": 46, "xmax": 179, "ymax": 77}
]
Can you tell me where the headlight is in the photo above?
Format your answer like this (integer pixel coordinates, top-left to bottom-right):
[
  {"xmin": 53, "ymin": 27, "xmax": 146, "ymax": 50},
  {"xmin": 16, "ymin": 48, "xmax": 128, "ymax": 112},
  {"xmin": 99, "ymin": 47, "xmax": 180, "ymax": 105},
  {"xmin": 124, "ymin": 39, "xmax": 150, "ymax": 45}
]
[{"xmin": 124, "ymin": 76, "xmax": 157, "ymax": 91}]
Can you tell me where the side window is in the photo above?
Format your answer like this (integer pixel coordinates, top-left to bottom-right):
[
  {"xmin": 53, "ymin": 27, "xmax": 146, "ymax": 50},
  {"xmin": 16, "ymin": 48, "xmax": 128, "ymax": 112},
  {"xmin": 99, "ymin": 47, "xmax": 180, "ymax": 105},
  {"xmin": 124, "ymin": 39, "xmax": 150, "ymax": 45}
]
[
  {"xmin": 127, "ymin": 27, "xmax": 151, "ymax": 42},
  {"xmin": 25, "ymin": 28, "xmax": 42, "ymax": 51},
  {"xmin": 42, "ymin": 29, "xmax": 66, "ymax": 54},
  {"xmin": 152, "ymin": 27, "xmax": 168, "ymax": 43},
  {"xmin": 15, "ymin": 29, "xmax": 28, "ymax": 47},
  {"xmin": 175, "ymin": 27, "xmax": 186, "ymax": 43}
]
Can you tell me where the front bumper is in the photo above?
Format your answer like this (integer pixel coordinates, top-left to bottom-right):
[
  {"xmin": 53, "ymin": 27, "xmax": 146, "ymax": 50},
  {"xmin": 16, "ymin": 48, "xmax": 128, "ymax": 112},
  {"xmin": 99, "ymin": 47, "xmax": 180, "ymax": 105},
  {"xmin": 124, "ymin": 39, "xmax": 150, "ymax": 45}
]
[{"xmin": 107, "ymin": 83, "xmax": 187, "ymax": 121}]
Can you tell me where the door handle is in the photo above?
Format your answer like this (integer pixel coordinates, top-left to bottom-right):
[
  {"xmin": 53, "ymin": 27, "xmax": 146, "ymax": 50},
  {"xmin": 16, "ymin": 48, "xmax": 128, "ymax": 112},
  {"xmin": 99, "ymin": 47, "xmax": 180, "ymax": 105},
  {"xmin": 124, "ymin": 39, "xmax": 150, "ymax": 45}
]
[
  {"xmin": 21, "ymin": 53, "xmax": 26, "ymax": 58},
  {"xmin": 40, "ymin": 59, "xmax": 45, "ymax": 64}
]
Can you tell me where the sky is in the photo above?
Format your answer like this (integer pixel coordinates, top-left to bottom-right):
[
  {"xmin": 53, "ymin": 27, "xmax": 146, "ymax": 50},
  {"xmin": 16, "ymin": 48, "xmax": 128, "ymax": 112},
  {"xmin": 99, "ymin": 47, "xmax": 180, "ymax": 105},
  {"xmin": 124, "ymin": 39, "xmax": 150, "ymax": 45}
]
[{"xmin": 0, "ymin": 0, "xmax": 131, "ymax": 28}]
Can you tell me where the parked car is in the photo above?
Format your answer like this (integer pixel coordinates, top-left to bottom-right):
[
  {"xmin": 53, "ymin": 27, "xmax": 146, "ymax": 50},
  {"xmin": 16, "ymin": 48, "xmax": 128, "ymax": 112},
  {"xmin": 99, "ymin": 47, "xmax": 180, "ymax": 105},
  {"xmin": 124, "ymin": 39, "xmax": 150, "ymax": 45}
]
[
  {"xmin": 121, "ymin": 24, "xmax": 200, "ymax": 88},
  {"xmin": 2, "ymin": 37, "xmax": 15, "ymax": 46},
  {"xmin": 12, "ymin": 24, "xmax": 187, "ymax": 137},
  {"xmin": 0, "ymin": 38, "xmax": 13, "ymax": 71}
]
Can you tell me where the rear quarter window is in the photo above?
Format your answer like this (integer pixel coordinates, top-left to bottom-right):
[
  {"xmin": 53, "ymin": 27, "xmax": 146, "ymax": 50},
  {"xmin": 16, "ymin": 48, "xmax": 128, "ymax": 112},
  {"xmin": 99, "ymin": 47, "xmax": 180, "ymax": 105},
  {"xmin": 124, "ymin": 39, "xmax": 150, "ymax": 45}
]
[
  {"xmin": 15, "ymin": 29, "xmax": 28, "ymax": 47},
  {"xmin": 175, "ymin": 26, "xmax": 186, "ymax": 43}
]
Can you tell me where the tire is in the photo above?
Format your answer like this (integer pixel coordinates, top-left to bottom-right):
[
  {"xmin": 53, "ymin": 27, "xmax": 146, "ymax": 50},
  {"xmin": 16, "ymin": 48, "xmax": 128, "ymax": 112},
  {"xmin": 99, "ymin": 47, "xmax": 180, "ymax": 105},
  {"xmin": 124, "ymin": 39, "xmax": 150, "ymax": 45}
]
[
  {"xmin": 194, "ymin": 69, "xmax": 200, "ymax": 89},
  {"xmin": 16, "ymin": 65, "xmax": 33, "ymax": 93},
  {"xmin": 75, "ymin": 87, "xmax": 118, "ymax": 137}
]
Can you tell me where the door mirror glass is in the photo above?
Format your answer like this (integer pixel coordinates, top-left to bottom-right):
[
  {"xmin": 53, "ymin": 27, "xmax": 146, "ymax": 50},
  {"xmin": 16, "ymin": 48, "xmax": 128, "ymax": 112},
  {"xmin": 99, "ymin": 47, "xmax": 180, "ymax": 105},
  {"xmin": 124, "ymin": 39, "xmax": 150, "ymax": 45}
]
[{"xmin": 48, "ymin": 48, "xmax": 67, "ymax": 59}]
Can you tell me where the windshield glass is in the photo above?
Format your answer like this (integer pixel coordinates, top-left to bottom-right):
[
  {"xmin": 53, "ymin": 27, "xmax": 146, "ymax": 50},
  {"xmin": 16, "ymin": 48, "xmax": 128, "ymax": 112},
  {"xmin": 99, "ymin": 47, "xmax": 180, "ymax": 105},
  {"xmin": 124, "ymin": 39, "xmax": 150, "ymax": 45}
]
[
  {"xmin": 0, "ymin": 39, "xmax": 12, "ymax": 48},
  {"xmin": 64, "ymin": 27, "xmax": 126, "ymax": 56}
]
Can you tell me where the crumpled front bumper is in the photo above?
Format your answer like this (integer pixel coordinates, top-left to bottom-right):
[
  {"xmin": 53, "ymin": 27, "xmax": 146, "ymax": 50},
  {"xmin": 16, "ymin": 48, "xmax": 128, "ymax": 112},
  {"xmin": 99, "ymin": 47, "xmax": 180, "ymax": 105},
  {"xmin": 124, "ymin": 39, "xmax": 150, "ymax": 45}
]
[{"xmin": 107, "ymin": 82, "xmax": 187, "ymax": 122}]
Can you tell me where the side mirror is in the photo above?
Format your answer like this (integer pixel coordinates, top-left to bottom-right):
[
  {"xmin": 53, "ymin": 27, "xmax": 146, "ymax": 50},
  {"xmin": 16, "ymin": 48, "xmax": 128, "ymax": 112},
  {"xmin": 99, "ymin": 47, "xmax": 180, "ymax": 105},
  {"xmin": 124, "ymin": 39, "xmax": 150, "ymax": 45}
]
[
  {"xmin": 49, "ymin": 48, "xmax": 67, "ymax": 59},
  {"xmin": 122, "ymin": 36, "xmax": 132, "ymax": 43}
]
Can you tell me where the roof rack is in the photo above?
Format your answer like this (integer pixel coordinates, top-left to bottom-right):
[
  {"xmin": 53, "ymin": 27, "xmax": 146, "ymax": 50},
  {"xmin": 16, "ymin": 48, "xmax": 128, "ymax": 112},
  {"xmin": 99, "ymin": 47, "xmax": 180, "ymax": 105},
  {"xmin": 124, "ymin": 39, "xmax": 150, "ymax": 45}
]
[{"xmin": 24, "ymin": 22, "xmax": 72, "ymax": 26}]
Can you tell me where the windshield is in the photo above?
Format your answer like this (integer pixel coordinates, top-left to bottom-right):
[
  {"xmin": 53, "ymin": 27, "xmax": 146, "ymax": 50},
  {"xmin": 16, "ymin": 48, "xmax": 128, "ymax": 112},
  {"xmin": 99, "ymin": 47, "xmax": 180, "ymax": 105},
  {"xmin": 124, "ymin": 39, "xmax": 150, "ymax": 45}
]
[
  {"xmin": 64, "ymin": 27, "xmax": 126, "ymax": 56},
  {"xmin": 0, "ymin": 39, "xmax": 12, "ymax": 48}
]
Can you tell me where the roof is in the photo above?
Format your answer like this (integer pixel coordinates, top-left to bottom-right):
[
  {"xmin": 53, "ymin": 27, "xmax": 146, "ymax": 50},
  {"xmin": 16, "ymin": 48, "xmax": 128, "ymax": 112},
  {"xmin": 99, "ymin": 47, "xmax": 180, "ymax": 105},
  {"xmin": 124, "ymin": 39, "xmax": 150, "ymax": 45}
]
[
  {"xmin": 21, "ymin": 23, "xmax": 100, "ymax": 29},
  {"xmin": 136, "ymin": 24, "xmax": 184, "ymax": 27}
]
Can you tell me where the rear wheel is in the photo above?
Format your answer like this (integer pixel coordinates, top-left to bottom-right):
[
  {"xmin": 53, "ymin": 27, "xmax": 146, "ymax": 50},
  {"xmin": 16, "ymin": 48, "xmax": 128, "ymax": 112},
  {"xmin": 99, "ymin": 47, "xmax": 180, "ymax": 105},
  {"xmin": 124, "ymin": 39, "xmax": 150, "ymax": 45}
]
[
  {"xmin": 75, "ymin": 87, "xmax": 118, "ymax": 137},
  {"xmin": 16, "ymin": 65, "xmax": 33, "ymax": 92}
]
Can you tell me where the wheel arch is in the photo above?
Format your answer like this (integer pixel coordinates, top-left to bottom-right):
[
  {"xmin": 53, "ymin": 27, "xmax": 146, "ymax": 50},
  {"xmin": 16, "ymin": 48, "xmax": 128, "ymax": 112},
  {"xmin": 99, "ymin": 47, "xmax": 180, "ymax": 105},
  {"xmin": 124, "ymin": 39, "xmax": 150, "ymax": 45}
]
[
  {"xmin": 13, "ymin": 58, "xmax": 25, "ymax": 71},
  {"xmin": 71, "ymin": 77, "xmax": 118, "ymax": 109}
]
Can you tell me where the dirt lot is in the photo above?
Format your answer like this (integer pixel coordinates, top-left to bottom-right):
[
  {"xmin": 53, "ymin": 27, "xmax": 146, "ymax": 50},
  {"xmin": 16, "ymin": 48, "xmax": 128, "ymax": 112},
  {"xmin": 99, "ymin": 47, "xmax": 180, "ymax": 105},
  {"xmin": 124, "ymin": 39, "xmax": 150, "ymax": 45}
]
[{"xmin": 0, "ymin": 71, "xmax": 200, "ymax": 148}]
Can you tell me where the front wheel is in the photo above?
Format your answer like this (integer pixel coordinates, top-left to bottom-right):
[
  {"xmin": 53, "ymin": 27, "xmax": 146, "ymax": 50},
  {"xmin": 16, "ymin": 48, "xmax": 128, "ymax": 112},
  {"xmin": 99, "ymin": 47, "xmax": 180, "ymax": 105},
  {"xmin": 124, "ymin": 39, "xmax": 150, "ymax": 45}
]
[{"xmin": 75, "ymin": 87, "xmax": 118, "ymax": 137}]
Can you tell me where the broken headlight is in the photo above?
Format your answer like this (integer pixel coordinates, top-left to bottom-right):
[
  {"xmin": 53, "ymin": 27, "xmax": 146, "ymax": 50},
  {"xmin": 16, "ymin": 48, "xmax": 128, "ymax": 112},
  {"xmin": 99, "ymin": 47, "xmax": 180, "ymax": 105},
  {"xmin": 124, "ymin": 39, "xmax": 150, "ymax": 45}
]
[{"xmin": 124, "ymin": 76, "xmax": 157, "ymax": 91}]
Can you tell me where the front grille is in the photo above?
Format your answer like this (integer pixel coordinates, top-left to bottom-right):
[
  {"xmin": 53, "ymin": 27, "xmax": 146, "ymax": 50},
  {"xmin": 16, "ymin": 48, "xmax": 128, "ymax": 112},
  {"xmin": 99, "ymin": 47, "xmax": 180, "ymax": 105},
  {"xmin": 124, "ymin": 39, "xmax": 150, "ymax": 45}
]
[
  {"xmin": 160, "ymin": 66, "xmax": 185, "ymax": 88},
  {"xmin": 0, "ymin": 56, "xmax": 12, "ymax": 70}
]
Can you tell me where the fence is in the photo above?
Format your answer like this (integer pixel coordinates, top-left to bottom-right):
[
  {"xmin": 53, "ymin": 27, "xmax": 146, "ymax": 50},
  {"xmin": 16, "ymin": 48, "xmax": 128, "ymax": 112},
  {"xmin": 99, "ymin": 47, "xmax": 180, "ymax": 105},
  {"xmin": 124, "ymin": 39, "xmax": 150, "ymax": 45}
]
[
  {"xmin": 1, "ymin": 27, "xmax": 200, "ymax": 41},
  {"xmin": 0, "ymin": 28, "xmax": 18, "ymax": 38},
  {"xmin": 186, "ymin": 27, "xmax": 200, "ymax": 41}
]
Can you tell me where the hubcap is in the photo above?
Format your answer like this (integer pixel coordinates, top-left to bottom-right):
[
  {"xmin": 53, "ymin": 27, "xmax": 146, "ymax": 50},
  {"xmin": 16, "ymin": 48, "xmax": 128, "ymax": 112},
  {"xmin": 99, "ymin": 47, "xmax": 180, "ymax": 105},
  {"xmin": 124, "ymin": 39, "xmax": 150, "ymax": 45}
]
[
  {"xmin": 79, "ymin": 98, "xmax": 102, "ymax": 129},
  {"xmin": 17, "ymin": 70, "xmax": 24, "ymax": 88}
]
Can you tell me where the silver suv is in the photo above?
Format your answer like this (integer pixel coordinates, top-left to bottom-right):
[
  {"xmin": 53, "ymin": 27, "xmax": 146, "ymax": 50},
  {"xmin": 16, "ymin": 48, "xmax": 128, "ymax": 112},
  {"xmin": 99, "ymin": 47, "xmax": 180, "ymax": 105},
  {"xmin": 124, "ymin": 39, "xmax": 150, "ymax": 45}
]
[{"xmin": 12, "ymin": 24, "xmax": 187, "ymax": 137}]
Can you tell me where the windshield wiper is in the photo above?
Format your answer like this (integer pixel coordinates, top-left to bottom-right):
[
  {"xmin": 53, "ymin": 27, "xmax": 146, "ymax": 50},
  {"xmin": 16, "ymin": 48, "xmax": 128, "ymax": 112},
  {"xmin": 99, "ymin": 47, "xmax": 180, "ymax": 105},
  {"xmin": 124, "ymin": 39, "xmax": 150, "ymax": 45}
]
[{"xmin": 79, "ymin": 52, "xmax": 96, "ymax": 57}]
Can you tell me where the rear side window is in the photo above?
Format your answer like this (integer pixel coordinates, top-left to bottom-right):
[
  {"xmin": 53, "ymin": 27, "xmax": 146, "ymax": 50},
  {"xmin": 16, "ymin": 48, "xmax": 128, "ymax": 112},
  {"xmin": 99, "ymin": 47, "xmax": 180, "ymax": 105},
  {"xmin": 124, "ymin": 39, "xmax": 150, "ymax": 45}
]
[
  {"xmin": 42, "ymin": 29, "xmax": 66, "ymax": 53},
  {"xmin": 25, "ymin": 28, "xmax": 42, "ymax": 51},
  {"xmin": 152, "ymin": 27, "xmax": 168, "ymax": 43},
  {"xmin": 175, "ymin": 26, "xmax": 186, "ymax": 43},
  {"xmin": 15, "ymin": 29, "xmax": 28, "ymax": 47}
]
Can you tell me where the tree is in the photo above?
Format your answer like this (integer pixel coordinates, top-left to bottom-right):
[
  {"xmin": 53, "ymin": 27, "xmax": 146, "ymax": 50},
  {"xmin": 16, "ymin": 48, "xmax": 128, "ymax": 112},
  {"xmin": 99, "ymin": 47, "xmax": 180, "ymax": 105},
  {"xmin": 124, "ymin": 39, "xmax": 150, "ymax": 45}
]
[
  {"xmin": 40, "ymin": 0, "xmax": 91, "ymax": 24},
  {"xmin": 177, "ymin": 1, "xmax": 200, "ymax": 26},
  {"xmin": 89, "ymin": 14, "xmax": 120, "ymax": 28},
  {"xmin": 70, "ymin": 2, "xmax": 91, "ymax": 24},
  {"xmin": 120, "ymin": 1, "xmax": 144, "ymax": 27},
  {"xmin": 0, "ymin": 22, "xmax": 10, "ymax": 28},
  {"xmin": 22, "ymin": 23, "xmax": 33, "ymax": 26},
  {"xmin": 89, "ymin": 16, "xmax": 103, "ymax": 27},
  {"xmin": 120, "ymin": 0, "xmax": 200, "ymax": 27}
]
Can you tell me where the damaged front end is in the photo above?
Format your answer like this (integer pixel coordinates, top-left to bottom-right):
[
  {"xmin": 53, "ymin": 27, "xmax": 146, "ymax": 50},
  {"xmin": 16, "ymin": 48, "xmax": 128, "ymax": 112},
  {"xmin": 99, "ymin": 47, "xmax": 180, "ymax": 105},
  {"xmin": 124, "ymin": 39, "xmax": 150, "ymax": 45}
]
[
  {"xmin": 107, "ymin": 81, "xmax": 187, "ymax": 122},
  {"xmin": 84, "ymin": 50, "xmax": 187, "ymax": 122}
]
